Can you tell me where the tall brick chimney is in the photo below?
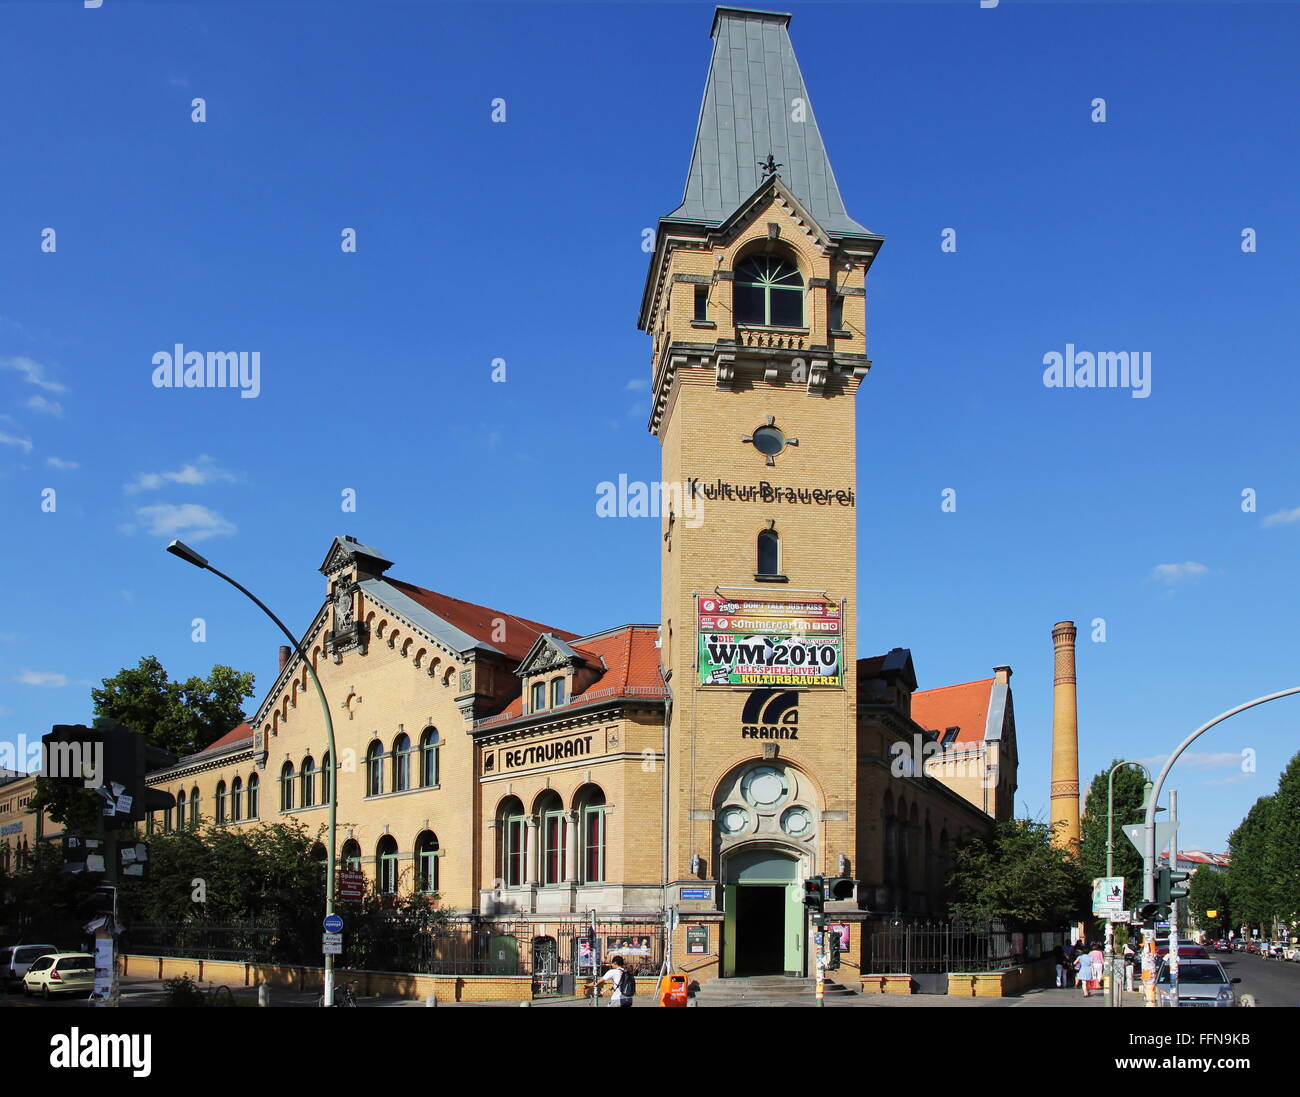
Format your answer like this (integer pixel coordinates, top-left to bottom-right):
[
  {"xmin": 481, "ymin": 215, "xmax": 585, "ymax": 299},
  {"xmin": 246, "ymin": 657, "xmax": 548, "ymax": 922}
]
[
  {"xmin": 278, "ymin": 645, "xmax": 291, "ymax": 672},
  {"xmin": 1050, "ymin": 621, "xmax": 1081, "ymax": 853}
]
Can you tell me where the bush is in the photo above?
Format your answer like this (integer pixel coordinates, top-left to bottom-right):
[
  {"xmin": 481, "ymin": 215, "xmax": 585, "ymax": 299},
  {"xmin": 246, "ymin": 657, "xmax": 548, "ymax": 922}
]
[{"xmin": 162, "ymin": 974, "xmax": 206, "ymax": 1008}]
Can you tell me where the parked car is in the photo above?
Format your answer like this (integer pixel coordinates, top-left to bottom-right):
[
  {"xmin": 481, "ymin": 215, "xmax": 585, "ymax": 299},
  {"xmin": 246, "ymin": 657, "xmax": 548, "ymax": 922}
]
[
  {"xmin": 0, "ymin": 944, "xmax": 59, "ymax": 992},
  {"xmin": 1155, "ymin": 943, "xmax": 1210, "ymax": 960},
  {"xmin": 1155, "ymin": 958, "xmax": 1241, "ymax": 1007},
  {"xmin": 1266, "ymin": 941, "xmax": 1287, "ymax": 959},
  {"xmin": 1213, "ymin": 940, "xmax": 1231, "ymax": 953},
  {"xmin": 21, "ymin": 953, "xmax": 95, "ymax": 999},
  {"xmin": 1245, "ymin": 940, "xmax": 1259, "ymax": 954}
]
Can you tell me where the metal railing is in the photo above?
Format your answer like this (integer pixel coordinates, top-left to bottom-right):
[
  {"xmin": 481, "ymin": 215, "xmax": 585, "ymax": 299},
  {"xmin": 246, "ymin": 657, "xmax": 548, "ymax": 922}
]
[{"xmin": 864, "ymin": 917, "xmax": 1018, "ymax": 975}]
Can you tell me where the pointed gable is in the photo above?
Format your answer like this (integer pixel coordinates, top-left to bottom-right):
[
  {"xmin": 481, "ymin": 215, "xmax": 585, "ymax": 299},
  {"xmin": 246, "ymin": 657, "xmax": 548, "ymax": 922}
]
[{"xmin": 665, "ymin": 7, "xmax": 878, "ymax": 241}]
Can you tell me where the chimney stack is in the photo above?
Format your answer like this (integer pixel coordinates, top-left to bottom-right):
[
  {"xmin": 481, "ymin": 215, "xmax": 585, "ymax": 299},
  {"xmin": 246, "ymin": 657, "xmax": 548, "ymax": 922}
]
[
  {"xmin": 1050, "ymin": 621, "xmax": 1081, "ymax": 853},
  {"xmin": 278, "ymin": 645, "xmax": 291, "ymax": 672}
]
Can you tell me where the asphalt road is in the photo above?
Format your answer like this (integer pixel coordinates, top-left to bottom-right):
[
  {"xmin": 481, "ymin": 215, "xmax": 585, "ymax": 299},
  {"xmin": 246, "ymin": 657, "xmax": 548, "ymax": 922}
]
[{"xmin": 1215, "ymin": 950, "xmax": 1300, "ymax": 1008}]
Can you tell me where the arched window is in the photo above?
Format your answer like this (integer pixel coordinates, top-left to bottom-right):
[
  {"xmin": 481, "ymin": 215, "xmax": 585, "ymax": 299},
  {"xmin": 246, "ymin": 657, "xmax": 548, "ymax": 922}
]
[
  {"xmin": 757, "ymin": 528, "xmax": 780, "ymax": 576},
  {"xmin": 163, "ymin": 805, "xmax": 173, "ymax": 832},
  {"xmin": 419, "ymin": 728, "xmax": 440, "ymax": 788},
  {"xmin": 415, "ymin": 830, "xmax": 439, "ymax": 893},
  {"xmin": 280, "ymin": 761, "xmax": 295, "ymax": 812},
  {"xmin": 231, "ymin": 777, "xmax": 243, "ymax": 822},
  {"xmin": 551, "ymin": 677, "xmax": 566, "ymax": 707},
  {"xmin": 575, "ymin": 786, "xmax": 606, "ymax": 884},
  {"xmin": 247, "ymin": 773, "xmax": 260, "ymax": 819},
  {"xmin": 733, "ymin": 253, "xmax": 804, "ymax": 327},
  {"xmin": 392, "ymin": 734, "xmax": 410, "ymax": 793},
  {"xmin": 499, "ymin": 796, "xmax": 526, "ymax": 888},
  {"xmin": 366, "ymin": 741, "xmax": 384, "ymax": 797},
  {"xmin": 537, "ymin": 791, "xmax": 566, "ymax": 886},
  {"xmin": 531, "ymin": 681, "xmax": 546, "ymax": 713},
  {"xmin": 176, "ymin": 790, "xmax": 186, "ymax": 828},
  {"xmin": 215, "ymin": 781, "xmax": 227, "ymax": 824},
  {"xmin": 341, "ymin": 838, "xmax": 362, "ymax": 872},
  {"xmin": 189, "ymin": 787, "xmax": 200, "ymax": 827},
  {"xmin": 301, "ymin": 757, "xmax": 316, "ymax": 808},
  {"xmin": 376, "ymin": 835, "xmax": 399, "ymax": 895},
  {"xmin": 321, "ymin": 752, "xmax": 332, "ymax": 804}
]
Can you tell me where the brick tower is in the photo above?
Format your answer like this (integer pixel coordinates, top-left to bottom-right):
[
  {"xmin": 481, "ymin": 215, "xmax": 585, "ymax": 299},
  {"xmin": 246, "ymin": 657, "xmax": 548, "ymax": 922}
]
[
  {"xmin": 1050, "ymin": 621, "xmax": 1082, "ymax": 852},
  {"xmin": 639, "ymin": 7, "xmax": 882, "ymax": 977}
]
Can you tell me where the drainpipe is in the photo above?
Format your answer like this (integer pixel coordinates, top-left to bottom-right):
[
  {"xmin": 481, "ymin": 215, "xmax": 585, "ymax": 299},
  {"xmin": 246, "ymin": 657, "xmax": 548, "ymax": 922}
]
[{"xmin": 659, "ymin": 662, "xmax": 673, "ymax": 892}]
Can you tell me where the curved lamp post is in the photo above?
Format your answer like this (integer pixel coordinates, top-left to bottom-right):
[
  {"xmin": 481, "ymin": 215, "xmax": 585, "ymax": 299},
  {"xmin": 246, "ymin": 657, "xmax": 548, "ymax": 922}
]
[
  {"xmin": 1103, "ymin": 760, "xmax": 1152, "ymax": 1007},
  {"xmin": 166, "ymin": 540, "xmax": 339, "ymax": 1006}
]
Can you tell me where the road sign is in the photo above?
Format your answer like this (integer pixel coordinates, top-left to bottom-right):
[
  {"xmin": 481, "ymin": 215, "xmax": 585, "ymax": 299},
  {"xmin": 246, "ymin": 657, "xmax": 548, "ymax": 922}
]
[
  {"xmin": 338, "ymin": 869, "xmax": 365, "ymax": 901},
  {"xmin": 323, "ymin": 932, "xmax": 342, "ymax": 955},
  {"xmin": 323, "ymin": 914, "xmax": 343, "ymax": 934},
  {"xmin": 1122, "ymin": 822, "xmax": 1175, "ymax": 858}
]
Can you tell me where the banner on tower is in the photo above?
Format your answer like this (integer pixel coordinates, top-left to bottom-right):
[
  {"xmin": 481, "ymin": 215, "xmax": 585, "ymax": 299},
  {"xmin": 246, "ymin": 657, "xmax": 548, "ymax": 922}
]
[{"xmin": 697, "ymin": 596, "xmax": 842, "ymax": 687}]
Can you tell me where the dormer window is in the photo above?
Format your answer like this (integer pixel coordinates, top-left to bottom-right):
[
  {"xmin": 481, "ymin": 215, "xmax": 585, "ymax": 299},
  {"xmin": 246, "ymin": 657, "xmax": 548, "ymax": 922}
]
[
  {"xmin": 551, "ymin": 677, "xmax": 566, "ymax": 707},
  {"xmin": 734, "ymin": 254, "xmax": 804, "ymax": 327},
  {"xmin": 531, "ymin": 681, "xmax": 547, "ymax": 713}
]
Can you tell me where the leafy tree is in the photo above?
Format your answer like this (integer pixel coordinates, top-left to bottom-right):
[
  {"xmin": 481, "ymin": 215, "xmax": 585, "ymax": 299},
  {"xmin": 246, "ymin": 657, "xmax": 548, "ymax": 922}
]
[
  {"xmin": 1265, "ymin": 751, "xmax": 1300, "ymax": 928},
  {"xmin": 1079, "ymin": 760, "xmax": 1148, "ymax": 909},
  {"xmin": 1226, "ymin": 795, "xmax": 1275, "ymax": 930},
  {"xmin": 948, "ymin": 819, "xmax": 1089, "ymax": 929},
  {"xmin": 1188, "ymin": 866, "xmax": 1230, "ymax": 937},
  {"xmin": 92, "ymin": 656, "xmax": 254, "ymax": 757}
]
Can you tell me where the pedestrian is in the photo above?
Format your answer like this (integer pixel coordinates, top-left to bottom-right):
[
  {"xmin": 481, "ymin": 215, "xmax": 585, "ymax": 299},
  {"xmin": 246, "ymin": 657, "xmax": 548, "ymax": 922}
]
[
  {"xmin": 1052, "ymin": 945, "xmax": 1067, "ymax": 988},
  {"xmin": 1122, "ymin": 939, "xmax": 1136, "ymax": 992},
  {"xmin": 1088, "ymin": 942, "xmax": 1105, "ymax": 992},
  {"xmin": 596, "ymin": 955, "xmax": 634, "ymax": 1008},
  {"xmin": 1062, "ymin": 939, "xmax": 1077, "ymax": 987},
  {"xmin": 1074, "ymin": 948, "xmax": 1095, "ymax": 998}
]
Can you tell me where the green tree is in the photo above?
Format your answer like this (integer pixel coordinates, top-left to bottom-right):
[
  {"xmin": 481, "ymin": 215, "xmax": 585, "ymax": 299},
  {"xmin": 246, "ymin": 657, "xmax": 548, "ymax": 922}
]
[
  {"xmin": 1226, "ymin": 795, "xmax": 1275, "ymax": 930},
  {"xmin": 948, "ymin": 819, "xmax": 1089, "ymax": 929},
  {"xmin": 1187, "ymin": 866, "xmax": 1230, "ymax": 937},
  {"xmin": 92, "ymin": 656, "xmax": 254, "ymax": 757},
  {"xmin": 1079, "ymin": 760, "xmax": 1147, "ymax": 909},
  {"xmin": 1265, "ymin": 751, "xmax": 1300, "ymax": 928}
]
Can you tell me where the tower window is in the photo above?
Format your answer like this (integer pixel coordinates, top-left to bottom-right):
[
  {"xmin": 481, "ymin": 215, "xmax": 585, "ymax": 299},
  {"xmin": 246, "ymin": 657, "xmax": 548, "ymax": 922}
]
[
  {"xmin": 757, "ymin": 529, "xmax": 781, "ymax": 576},
  {"xmin": 694, "ymin": 284, "xmax": 709, "ymax": 321},
  {"xmin": 830, "ymin": 295, "xmax": 845, "ymax": 331},
  {"xmin": 734, "ymin": 254, "xmax": 804, "ymax": 327}
]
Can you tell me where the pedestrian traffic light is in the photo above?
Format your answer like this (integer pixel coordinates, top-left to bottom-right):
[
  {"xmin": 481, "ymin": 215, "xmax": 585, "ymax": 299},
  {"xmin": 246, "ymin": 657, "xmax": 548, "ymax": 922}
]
[
  {"xmin": 825, "ymin": 876, "xmax": 855, "ymax": 902},
  {"xmin": 802, "ymin": 876, "xmax": 825, "ymax": 910},
  {"xmin": 827, "ymin": 927, "xmax": 842, "ymax": 970}
]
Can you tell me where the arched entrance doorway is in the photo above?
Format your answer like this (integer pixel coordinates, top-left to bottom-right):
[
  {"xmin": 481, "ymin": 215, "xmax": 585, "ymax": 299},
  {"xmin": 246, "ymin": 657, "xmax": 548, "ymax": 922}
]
[{"xmin": 722, "ymin": 846, "xmax": 805, "ymax": 976}]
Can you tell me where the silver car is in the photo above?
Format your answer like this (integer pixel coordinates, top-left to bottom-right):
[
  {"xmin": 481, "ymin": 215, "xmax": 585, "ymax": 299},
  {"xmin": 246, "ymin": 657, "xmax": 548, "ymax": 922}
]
[{"xmin": 1155, "ymin": 958, "xmax": 1240, "ymax": 1007}]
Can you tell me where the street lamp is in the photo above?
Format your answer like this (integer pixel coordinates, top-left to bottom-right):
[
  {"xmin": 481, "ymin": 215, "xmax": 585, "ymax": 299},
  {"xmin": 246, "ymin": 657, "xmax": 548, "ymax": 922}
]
[{"xmin": 166, "ymin": 539, "xmax": 340, "ymax": 1006}]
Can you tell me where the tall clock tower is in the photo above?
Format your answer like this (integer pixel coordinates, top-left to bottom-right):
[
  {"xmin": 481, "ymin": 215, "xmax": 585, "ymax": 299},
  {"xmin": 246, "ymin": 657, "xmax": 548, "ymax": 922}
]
[{"xmin": 639, "ymin": 7, "xmax": 883, "ymax": 977}]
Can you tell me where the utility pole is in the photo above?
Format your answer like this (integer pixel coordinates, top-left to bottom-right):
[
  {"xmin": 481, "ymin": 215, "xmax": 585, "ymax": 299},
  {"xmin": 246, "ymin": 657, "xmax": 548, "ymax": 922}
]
[{"xmin": 1105, "ymin": 760, "xmax": 1151, "ymax": 1008}]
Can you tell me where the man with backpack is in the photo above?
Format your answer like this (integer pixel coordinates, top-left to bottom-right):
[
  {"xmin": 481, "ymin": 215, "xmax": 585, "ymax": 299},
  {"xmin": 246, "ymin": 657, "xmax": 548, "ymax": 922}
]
[{"xmin": 597, "ymin": 955, "xmax": 636, "ymax": 1007}]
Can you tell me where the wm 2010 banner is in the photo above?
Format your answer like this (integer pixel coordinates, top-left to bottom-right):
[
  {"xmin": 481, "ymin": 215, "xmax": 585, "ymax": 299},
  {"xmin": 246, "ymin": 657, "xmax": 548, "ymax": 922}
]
[{"xmin": 697, "ymin": 596, "xmax": 842, "ymax": 687}]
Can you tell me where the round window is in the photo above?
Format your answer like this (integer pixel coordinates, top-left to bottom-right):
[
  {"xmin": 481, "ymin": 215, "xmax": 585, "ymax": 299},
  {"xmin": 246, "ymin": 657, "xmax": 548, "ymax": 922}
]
[
  {"xmin": 719, "ymin": 806, "xmax": 750, "ymax": 835},
  {"xmin": 781, "ymin": 806, "xmax": 813, "ymax": 837},
  {"xmin": 752, "ymin": 425, "xmax": 785, "ymax": 457},
  {"xmin": 741, "ymin": 766, "xmax": 788, "ymax": 809}
]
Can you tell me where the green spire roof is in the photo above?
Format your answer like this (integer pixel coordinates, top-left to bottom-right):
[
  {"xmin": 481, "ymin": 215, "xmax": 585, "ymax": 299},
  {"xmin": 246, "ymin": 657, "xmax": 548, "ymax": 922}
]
[{"xmin": 665, "ymin": 7, "xmax": 873, "ymax": 239}]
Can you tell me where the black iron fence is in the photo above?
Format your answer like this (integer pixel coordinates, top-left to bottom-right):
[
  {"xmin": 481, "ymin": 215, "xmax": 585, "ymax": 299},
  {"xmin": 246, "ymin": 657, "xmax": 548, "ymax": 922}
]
[
  {"xmin": 124, "ymin": 920, "xmax": 280, "ymax": 963},
  {"xmin": 864, "ymin": 917, "xmax": 1018, "ymax": 976}
]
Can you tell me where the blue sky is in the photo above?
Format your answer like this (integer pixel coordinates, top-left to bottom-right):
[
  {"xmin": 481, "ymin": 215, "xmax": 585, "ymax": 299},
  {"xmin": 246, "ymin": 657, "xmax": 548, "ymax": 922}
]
[{"xmin": 2, "ymin": 1, "xmax": 1299, "ymax": 855}]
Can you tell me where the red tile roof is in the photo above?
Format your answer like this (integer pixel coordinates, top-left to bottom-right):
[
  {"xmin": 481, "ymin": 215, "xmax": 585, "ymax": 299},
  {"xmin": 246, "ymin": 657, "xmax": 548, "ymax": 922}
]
[
  {"xmin": 477, "ymin": 626, "xmax": 665, "ymax": 728},
  {"xmin": 198, "ymin": 722, "xmax": 252, "ymax": 755},
  {"xmin": 384, "ymin": 578, "xmax": 581, "ymax": 662},
  {"xmin": 910, "ymin": 678, "xmax": 994, "ymax": 748}
]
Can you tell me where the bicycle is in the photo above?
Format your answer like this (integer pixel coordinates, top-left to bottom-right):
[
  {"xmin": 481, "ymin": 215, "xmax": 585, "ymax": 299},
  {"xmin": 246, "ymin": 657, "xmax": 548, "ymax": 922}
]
[{"xmin": 318, "ymin": 979, "xmax": 358, "ymax": 1007}]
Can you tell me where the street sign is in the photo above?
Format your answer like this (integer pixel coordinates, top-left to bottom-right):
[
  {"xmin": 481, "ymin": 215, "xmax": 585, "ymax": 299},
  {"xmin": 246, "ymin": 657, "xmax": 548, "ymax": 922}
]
[
  {"xmin": 338, "ymin": 869, "xmax": 365, "ymax": 901},
  {"xmin": 1122, "ymin": 822, "xmax": 1176, "ymax": 859},
  {"xmin": 679, "ymin": 887, "xmax": 711, "ymax": 901},
  {"xmin": 323, "ymin": 914, "xmax": 343, "ymax": 934},
  {"xmin": 323, "ymin": 932, "xmax": 342, "ymax": 956}
]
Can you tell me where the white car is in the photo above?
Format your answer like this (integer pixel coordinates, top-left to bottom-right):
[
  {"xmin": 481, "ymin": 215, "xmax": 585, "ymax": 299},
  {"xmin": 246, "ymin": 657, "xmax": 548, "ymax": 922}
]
[{"xmin": 22, "ymin": 953, "xmax": 95, "ymax": 999}]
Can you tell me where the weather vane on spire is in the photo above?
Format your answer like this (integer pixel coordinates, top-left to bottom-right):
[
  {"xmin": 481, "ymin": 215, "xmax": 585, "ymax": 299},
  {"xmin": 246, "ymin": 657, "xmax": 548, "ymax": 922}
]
[{"xmin": 758, "ymin": 153, "xmax": 783, "ymax": 179}]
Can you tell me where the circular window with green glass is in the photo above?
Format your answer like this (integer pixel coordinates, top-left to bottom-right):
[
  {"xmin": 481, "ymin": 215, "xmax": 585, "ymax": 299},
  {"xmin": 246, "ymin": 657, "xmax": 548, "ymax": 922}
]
[
  {"xmin": 719, "ymin": 806, "xmax": 750, "ymax": 835},
  {"xmin": 741, "ymin": 766, "xmax": 788, "ymax": 809},
  {"xmin": 780, "ymin": 806, "xmax": 813, "ymax": 838}
]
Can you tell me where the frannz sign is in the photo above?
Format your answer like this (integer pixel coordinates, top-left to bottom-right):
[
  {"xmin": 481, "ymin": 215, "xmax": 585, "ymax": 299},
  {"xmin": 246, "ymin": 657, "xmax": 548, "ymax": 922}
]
[{"xmin": 741, "ymin": 690, "xmax": 799, "ymax": 740}]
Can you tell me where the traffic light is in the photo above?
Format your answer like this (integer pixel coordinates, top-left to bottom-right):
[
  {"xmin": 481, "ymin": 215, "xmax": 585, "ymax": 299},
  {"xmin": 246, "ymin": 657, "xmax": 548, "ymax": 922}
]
[
  {"xmin": 1157, "ymin": 867, "xmax": 1191, "ymax": 905},
  {"xmin": 827, "ymin": 927, "xmax": 842, "ymax": 970},
  {"xmin": 42, "ymin": 721, "xmax": 175, "ymax": 826},
  {"xmin": 41, "ymin": 724, "xmax": 104, "ymax": 788},
  {"xmin": 825, "ymin": 876, "xmax": 855, "ymax": 902},
  {"xmin": 802, "ymin": 876, "xmax": 825, "ymax": 911},
  {"xmin": 1137, "ymin": 900, "xmax": 1169, "ymax": 924}
]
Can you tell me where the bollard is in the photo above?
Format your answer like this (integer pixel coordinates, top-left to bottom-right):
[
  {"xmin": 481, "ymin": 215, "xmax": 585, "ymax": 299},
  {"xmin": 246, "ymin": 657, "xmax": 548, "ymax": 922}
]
[
  {"xmin": 257, "ymin": 984, "xmax": 269, "ymax": 1008},
  {"xmin": 519, "ymin": 1000, "xmax": 531, "ymax": 1007},
  {"xmin": 425, "ymin": 994, "xmax": 438, "ymax": 1007}
]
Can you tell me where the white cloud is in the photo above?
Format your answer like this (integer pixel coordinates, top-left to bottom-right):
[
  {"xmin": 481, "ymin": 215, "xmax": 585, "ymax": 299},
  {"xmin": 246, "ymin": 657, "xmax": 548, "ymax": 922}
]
[
  {"xmin": 46, "ymin": 456, "xmax": 78, "ymax": 470},
  {"xmin": 125, "ymin": 455, "xmax": 236, "ymax": 494},
  {"xmin": 1151, "ymin": 561, "xmax": 1209, "ymax": 584},
  {"xmin": 26, "ymin": 394, "xmax": 62, "ymax": 416},
  {"xmin": 625, "ymin": 378, "xmax": 648, "ymax": 391},
  {"xmin": 1262, "ymin": 507, "xmax": 1300, "ymax": 529},
  {"xmin": 128, "ymin": 502, "xmax": 236, "ymax": 542},
  {"xmin": 0, "ymin": 431, "xmax": 33, "ymax": 454},
  {"xmin": 3, "ymin": 356, "xmax": 66, "ymax": 393},
  {"xmin": 1175, "ymin": 751, "xmax": 1243, "ymax": 771},
  {"xmin": 17, "ymin": 669, "xmax": 68, "ymax": 687}
]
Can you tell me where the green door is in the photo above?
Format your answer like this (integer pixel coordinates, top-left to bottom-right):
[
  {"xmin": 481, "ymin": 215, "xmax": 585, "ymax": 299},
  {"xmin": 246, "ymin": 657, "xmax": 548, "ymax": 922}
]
[
  {"xmin": 784, "ymin": 883, "xmax": 806, "ymax": 975},
  {"xmin": 722, "ymin": 884, "xmax": 738, "ymax": 975}
]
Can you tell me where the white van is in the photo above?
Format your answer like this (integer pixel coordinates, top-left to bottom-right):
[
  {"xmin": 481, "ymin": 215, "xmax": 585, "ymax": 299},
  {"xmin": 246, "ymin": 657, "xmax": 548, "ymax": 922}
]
[{"xmin": 0, "ymin": 944, "xmax": 59, "ymax": 991}]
